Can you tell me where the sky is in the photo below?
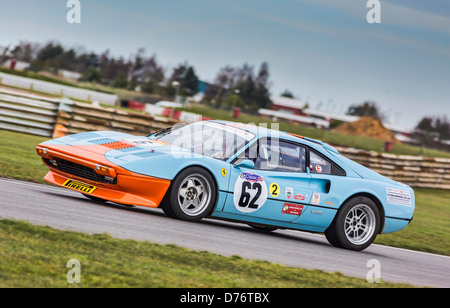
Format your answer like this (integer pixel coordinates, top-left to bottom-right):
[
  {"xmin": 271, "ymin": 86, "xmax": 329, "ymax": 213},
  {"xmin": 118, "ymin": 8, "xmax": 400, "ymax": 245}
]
[{"xmin": 0, "ymin": 0, "xmax": 449, "ymax": 129}]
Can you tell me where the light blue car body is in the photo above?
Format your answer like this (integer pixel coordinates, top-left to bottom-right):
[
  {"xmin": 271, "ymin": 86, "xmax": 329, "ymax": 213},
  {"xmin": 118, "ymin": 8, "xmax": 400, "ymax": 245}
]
[{"xmin": 44, "ymin": 120, "xmax": 415, "ymax": 235}]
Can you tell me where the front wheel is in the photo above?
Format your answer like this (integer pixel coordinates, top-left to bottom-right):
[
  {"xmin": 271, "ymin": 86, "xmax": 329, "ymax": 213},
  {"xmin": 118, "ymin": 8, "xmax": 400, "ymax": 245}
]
[
  {"xmin": 325, "ymin": 196, "xmax": 380, "ymax": 251},
  {"xmin": 162, "ymin": 167, "xmax": 217, "ymax": 222}
]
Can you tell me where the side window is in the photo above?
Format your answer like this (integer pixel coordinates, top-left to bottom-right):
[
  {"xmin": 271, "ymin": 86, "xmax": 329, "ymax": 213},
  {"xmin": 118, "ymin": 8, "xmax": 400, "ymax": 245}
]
[
  {"xmin": 233, "ymin": 141, "xmax": 258, "ymax": 165},
  {"xmin": 255, "ymin": 139, "xmax": 306, "ymax": 172},
  {"xmin": 309, "ymin": 150, "xmax": 332, "ymax": 174}
]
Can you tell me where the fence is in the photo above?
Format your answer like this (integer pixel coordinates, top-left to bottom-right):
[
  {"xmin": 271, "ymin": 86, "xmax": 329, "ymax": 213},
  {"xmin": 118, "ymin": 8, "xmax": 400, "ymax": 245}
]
[
  {"xmin": 0, "ymin": 88, "xmax": 181, "ymax": 138},
  {"xmin": 53, "ymin": 100, "xmax": 181, "ymax": 137},
  {"xmin": 0, "ymin": 72, "xmax": 118, "ymax": 105},
  {"xmin": 337, "ymin": 147, "xmax": 450, "ymax": 190},
  {"xmin": 0, "ymin": 88, "xmax": 60, "ymax": 137}
]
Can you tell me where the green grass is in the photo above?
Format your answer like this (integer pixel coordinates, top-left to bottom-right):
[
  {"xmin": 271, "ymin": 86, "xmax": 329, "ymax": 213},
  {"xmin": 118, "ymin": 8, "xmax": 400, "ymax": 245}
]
[
  {"xmin": 0, "ymin": 219, "xmax": 413, "ymax": 288},
  {"xmin": 0, "ymin": 130, "xmax": 48, "ymax": 183},
  {"xmin": 179, "ymin": 105, "xmax": 450, "ymax": 158},
  {"xmin": 0, "ymin": 129, "xmax": 449, "ymax": 256}
]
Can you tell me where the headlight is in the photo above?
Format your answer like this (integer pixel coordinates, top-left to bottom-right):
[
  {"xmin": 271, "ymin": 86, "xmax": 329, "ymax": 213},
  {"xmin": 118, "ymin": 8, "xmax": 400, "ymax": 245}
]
[{"xmin": 36, "ymin": 147, "xmax": 48, "ymax": 156}]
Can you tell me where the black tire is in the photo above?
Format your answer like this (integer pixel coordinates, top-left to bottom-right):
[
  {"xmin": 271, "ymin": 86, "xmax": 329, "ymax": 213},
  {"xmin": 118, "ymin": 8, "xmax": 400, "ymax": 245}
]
[
  {"xmin": 325, "ymin": 196, "xmax": 380, "ymax": 251},
  {"xmin": 162, "ymin": 167, "xmax": 217, "ymax": 222},
  {"xmin": 248, "ymin": 224, "xmax": 278, "ymax": 232},
  {"xmin": 82, "ymin": 194, "xmax": 107, "ymax": 203}
]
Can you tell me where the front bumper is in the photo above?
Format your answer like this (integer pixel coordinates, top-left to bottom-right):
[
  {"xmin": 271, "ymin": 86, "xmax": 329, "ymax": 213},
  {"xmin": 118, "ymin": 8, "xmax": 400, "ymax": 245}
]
[{"xmin": 37, "ymin": 146, "xmax": 171, "ymax": 208}]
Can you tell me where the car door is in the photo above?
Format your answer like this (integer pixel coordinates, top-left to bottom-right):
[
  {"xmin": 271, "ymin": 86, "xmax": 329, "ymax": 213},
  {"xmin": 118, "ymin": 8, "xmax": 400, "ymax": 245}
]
[
  {"xmin": 223, "ymin": 138, "xmax": 313, "ymax": 223},
  {"xmin": 291, "ymin": 147, "xmax": 347, "ymax": 228}
]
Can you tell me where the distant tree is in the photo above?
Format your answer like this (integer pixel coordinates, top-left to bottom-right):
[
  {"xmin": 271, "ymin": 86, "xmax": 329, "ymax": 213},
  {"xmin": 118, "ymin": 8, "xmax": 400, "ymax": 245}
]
[
  {"xmin": 169, "ymin": 63, "xmax": 199, "ymax": 95},
  {"xmin": 414, "ymin": 115, "xmax": 450, "ymax": 150},
  {"xmin": 183, "ymin": 66, "xmax": 199, "ymax": 94},
  {"xmin": 224, "ymin": 93, "xmax": 244, "ymax": 109},
  {"xmin": 10, "ymin": 41, "xmax": 40, "ymax": 62},
  {"xmin": 112, "ymin": 72, "xmax": 129, "ymax": 89},
  {"xmin": 141, "ymin": 80, "xmax": 156, "ymax": 94},
  {"xmin": 36, "ymin": 43, "xmax": 64, "ymax": 62},
  {"xmin": 206, "ymin": 65, "xmax": 237, "ymax": 107},
  {"xmin": 255, "ymin": 62, "xmax": 270, "ymax": 86},
  {"xmin": 280, "ymin": 89, "xmax": 294, "ymax": 98},
  {"xmin": 206, "ymin": 62, "xmax": 271, "ymax": 112},
  {"xmin": 79, "ymin": 66, "xmax": 102, "ymax": 83},
  {"xmin": 100, "ymin": 56, "xmax": 131, "ymax": 85},
  {"xmin": 347, "ymin": 101, "xmax": 386, "ymax": 122},
  {"xmin": 28, "ymin": 42, "xmax": 63, "ymax": 71},
  {"xmin": 0, "ymin": 45, "xmax": 10, "ymax": 64}
]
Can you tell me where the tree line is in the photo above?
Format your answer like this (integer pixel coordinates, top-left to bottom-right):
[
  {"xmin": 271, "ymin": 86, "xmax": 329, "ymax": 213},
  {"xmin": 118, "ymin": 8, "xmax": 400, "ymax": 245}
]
[{"xmin": 2, "ymin": 41, "xmax": 271, "ymax": 112}]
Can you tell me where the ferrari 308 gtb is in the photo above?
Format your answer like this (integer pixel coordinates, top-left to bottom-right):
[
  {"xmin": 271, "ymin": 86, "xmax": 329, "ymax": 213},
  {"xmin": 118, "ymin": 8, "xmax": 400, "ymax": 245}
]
[{"xmin": 36, "ymin": 120, "xmax": 415, "ymax": 250}]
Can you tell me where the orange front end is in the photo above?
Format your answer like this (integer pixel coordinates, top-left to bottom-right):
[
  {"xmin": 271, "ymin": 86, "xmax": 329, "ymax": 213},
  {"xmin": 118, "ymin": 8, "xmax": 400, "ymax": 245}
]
[{"xmin": 36, "ymin": 144, "xmax": 171, "ymax": 208}]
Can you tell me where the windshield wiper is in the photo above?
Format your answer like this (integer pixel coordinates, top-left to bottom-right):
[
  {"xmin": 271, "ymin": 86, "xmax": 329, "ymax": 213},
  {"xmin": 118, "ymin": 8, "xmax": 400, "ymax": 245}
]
[
  {"xmin": 147, "ymin": 127, "xmax": 172, "ymax": 138},
  {"xmin": 146, "ymin": 124, "xmax": 187, "ymax": 138}
]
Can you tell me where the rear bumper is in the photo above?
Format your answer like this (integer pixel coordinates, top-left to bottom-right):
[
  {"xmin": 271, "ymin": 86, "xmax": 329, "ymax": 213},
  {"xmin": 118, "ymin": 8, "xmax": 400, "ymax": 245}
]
[{"xmin": 382, "ymin": 216, "xmax": 412, "ymax": 234}]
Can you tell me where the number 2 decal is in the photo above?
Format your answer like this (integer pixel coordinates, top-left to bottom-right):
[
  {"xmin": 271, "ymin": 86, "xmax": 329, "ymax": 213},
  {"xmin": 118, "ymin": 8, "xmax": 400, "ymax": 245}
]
[
  {"xmin": 269, "ymin": 183, "xmax": 280, "ymax": 197},
  {"xmin": 233, "ymin": 172, "xmax": 268, "ymax": 213}
]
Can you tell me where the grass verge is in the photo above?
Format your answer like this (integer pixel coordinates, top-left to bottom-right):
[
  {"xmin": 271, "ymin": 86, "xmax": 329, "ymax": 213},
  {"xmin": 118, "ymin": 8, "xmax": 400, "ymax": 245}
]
[
  {"xmin": 0, "ymin": 219, "xmax": 413, "ymax": 288},
  {"xmin": 0, "ymin": 130, "xmax": 48, "ymax": 183}
]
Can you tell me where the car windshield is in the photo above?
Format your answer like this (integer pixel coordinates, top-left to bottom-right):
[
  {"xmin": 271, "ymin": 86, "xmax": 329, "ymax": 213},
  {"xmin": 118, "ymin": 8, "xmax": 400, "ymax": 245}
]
[{"xmin": 152, "ymin": 121, "xmax": 256, "ymax": 160}]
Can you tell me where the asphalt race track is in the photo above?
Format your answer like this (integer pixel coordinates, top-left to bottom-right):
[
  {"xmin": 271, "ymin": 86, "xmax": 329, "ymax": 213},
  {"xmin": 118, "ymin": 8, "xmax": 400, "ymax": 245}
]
[{"xmin": 1, "ymin": 178, "xmax": 449, "ymax": 288}]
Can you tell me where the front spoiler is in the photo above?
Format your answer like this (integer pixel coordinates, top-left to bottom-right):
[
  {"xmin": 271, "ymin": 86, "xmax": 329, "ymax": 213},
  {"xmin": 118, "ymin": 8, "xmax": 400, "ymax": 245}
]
[{"xmin": 44, "ymin": 169, "xmax": 171, "ymax": 208}]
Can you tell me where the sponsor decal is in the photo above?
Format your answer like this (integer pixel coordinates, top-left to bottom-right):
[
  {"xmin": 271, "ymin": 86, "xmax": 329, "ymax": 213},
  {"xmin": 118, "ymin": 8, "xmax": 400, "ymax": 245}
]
[
  {"xmin": 269, "ymin": 183, "xmax": 280, "ymax": 197},
  {"xmin": 312, "ymin": 193, "xmax": 320, "ymax": 205},
  {"xmin": 386, "ymin": 187, "xmax": 411, "ymax": 206},
  {"xmin": 63, "ymin": 179, "xmax": 97, "ymax": 194},
  {"xmin": 203, "ymin": 121, "xmax": 256, "ymax": 141},
  {"xmin": 233, "ymin": 172, "xmax": 268, "ymax": 213},
  {"xmin": 285, "ymin": 187, "xmax": 293, "ymax": 199},
  {"xmin": 126, "ymin": 139, "xmax": 168, "ymax": 146},
  {"xmin": 240, "ymin": 172, "xmax": 263, "ymax": 182},
  {"xmin": 325, "ymin": 201, "xmax": 335, "ymax": 206},
  {"xmin": 281, "ymin": 203, "xmax": 304, "ymax": 216},
  {"xmin": 316, "ymin": 165, "xmax": 322, "ymax": 173},
  {"xmin": 221, "ymin": 168, "xmax": 227, "ymax": 177},
  {"xmin": 294, "ymin": 194, "xmax": 306, "ymax": 201}
]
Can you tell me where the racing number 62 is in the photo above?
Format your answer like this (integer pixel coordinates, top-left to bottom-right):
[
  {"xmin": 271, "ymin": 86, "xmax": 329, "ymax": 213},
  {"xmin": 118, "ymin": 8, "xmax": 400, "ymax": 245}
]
[{"xmin": 238, "ymin": 182, "xmax": 262, "ymax": 209}]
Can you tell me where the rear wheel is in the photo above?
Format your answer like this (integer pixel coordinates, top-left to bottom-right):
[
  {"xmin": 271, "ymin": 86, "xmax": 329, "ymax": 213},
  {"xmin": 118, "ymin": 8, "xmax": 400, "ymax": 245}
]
[
  {"xmin": 325, "ymin": 196, "xmax": 380, "ymax": 251},
  {"xmin": 162, "ymin": 167, "xmax": 216, "ymax": 222}
]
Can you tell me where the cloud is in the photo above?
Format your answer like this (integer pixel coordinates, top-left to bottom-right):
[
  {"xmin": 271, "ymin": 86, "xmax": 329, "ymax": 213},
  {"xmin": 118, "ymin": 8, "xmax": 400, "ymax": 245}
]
[
  {"xmin": 383, "ymin": 1, "xmax": 450, "ymax": 36},
  {"xmin": 293, "ymin": 0, "xmax": 450, "ymax": 36},
  {"xmin": 246, "ymin": 0, "xmax": 450, "ymax": 57}
]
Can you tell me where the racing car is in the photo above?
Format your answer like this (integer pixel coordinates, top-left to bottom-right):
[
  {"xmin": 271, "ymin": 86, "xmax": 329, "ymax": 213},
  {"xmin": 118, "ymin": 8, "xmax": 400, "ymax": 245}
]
[{"xmin": 36, "ymin": 120, "xmax": 415, "ymax": 251}]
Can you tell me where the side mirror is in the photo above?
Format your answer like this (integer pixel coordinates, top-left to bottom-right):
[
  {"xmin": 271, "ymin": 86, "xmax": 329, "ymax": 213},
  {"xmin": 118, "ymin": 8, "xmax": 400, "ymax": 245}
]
[{"xmin": 234, "ymin": 160, "xmax": 255, "ymax": 169}]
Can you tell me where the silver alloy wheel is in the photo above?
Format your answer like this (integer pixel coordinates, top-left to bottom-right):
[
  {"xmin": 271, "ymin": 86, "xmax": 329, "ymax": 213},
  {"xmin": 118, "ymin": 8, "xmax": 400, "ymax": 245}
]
[
  {"xmin": 344, "ymin": 204, "xmax": 377, "ymax": 245},
  {"xmin": 177, "ymin": 174, "xmax": 211, "ymax": 217}
]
